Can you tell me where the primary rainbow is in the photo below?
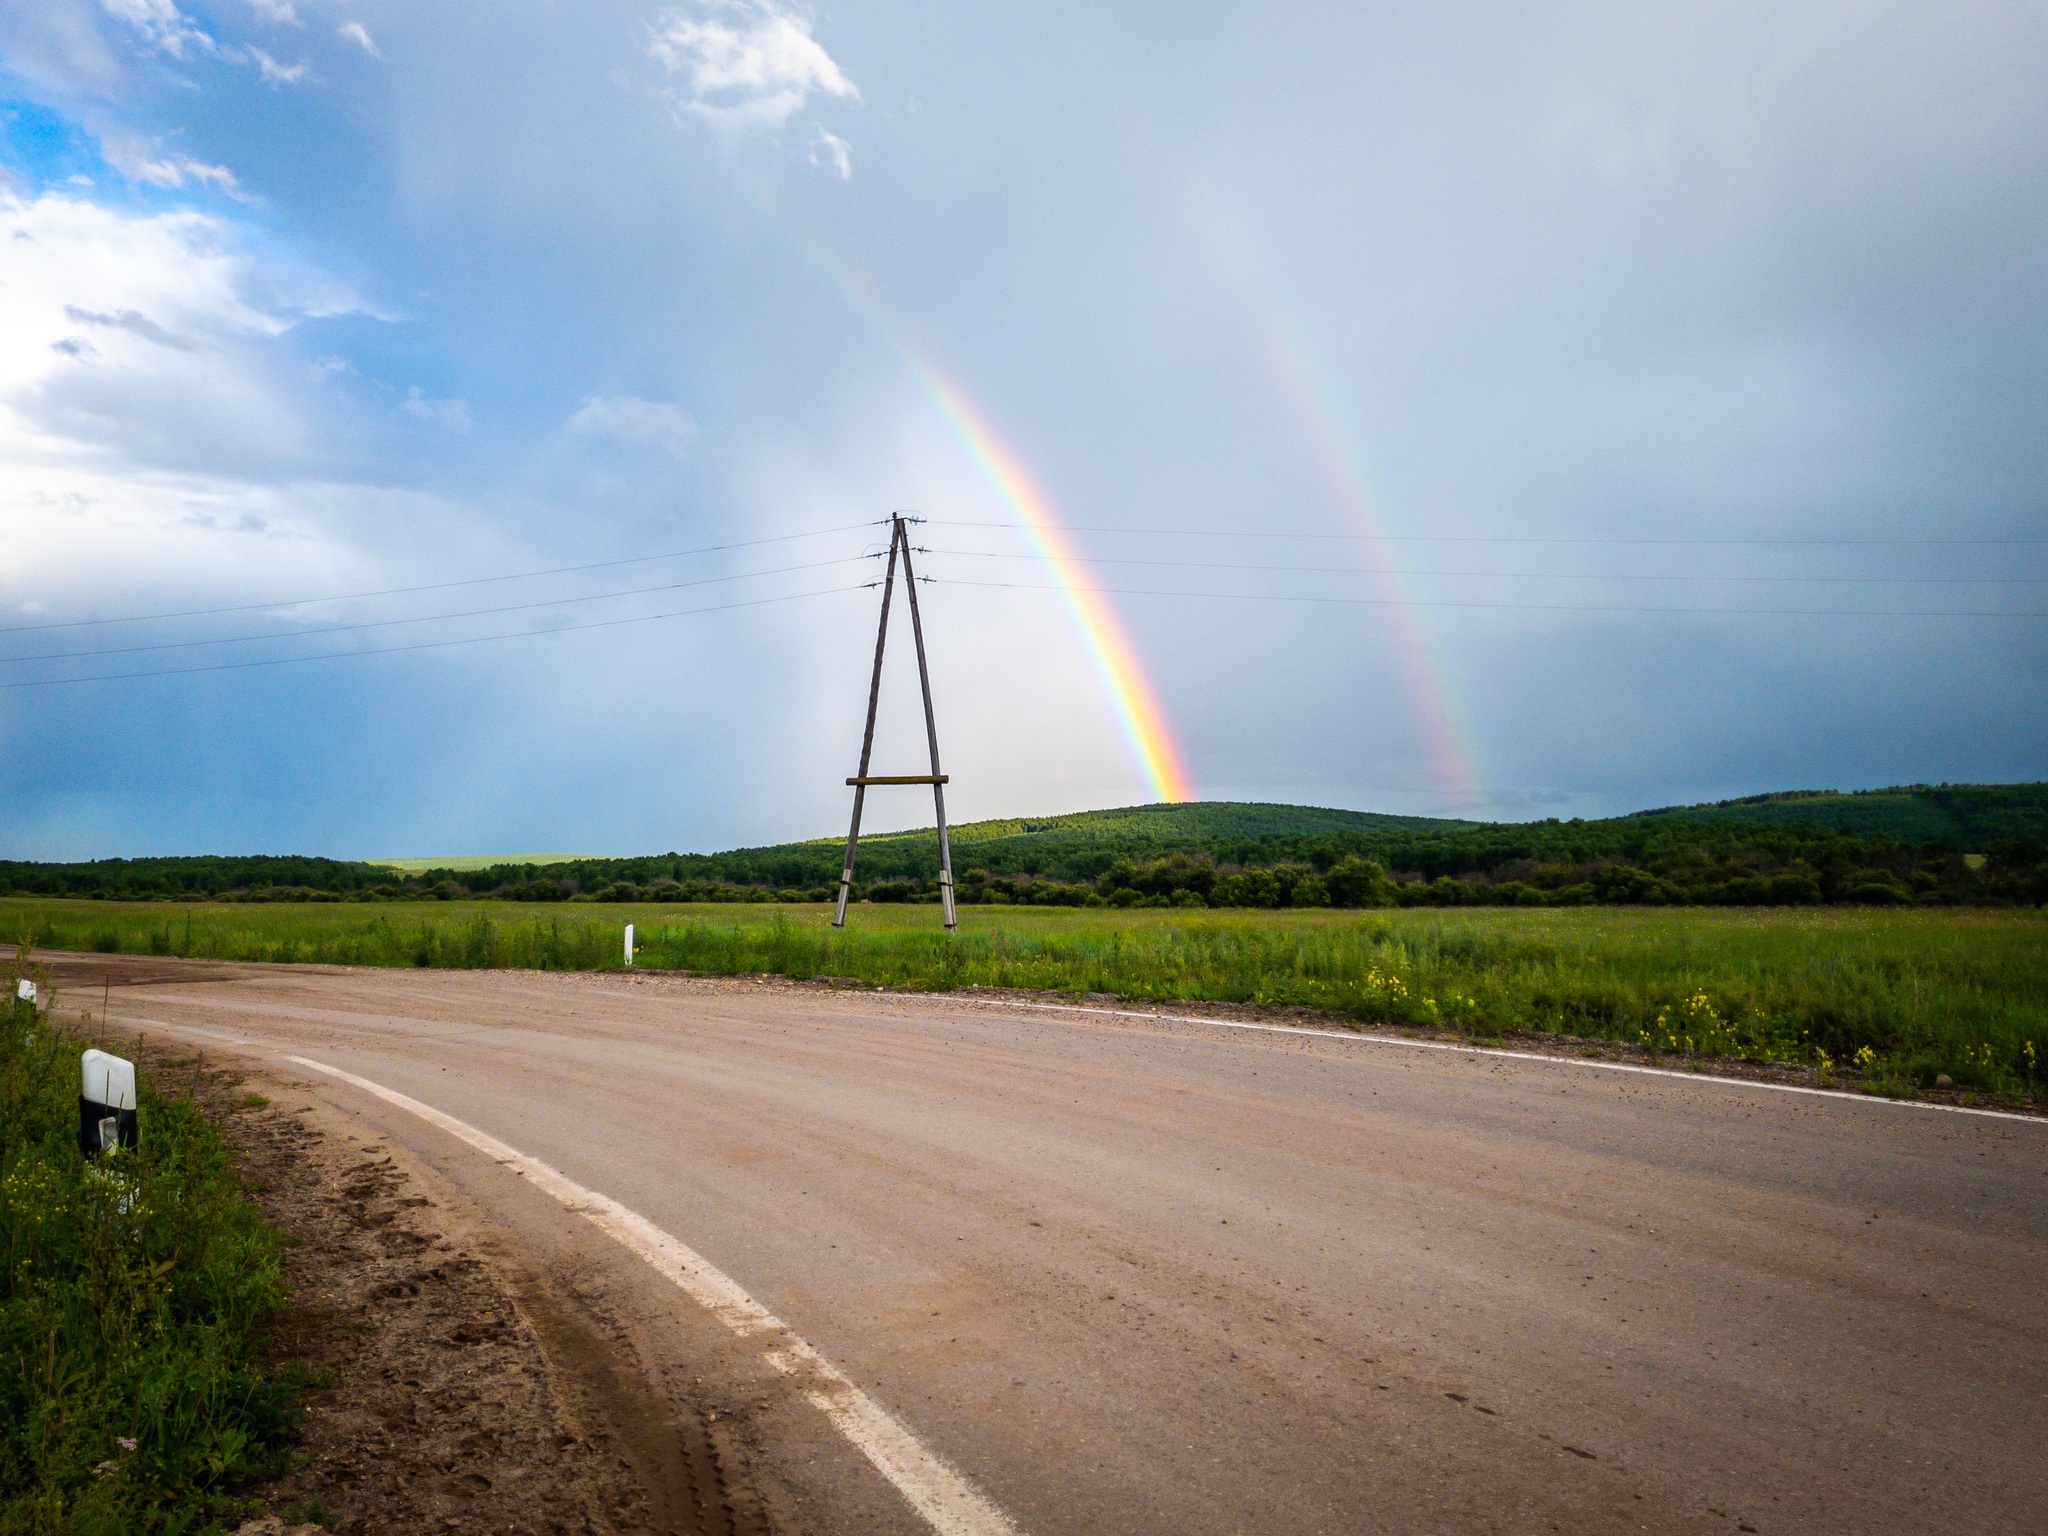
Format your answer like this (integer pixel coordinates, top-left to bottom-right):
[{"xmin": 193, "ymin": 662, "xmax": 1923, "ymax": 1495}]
[
  {"xmin": 908, "ymin": 365, "xmax": 1194, "ymax": 804},
  {"xmin": 756, "ymin": 203, "xmax": 1193, "ymax": 803}
]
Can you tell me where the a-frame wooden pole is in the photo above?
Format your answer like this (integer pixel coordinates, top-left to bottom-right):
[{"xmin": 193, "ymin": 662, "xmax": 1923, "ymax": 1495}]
[
  {"xmin": 833, "ymin": 520, "xmax": 901, "ymax": 927},
  {"xmin": 896, "ymin": 534, "xmax": 957, "ymax": 930}
]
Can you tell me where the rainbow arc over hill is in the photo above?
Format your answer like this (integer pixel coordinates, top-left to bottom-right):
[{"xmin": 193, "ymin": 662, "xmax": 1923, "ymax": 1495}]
[
  {"xmin": 907, "ymin": 366, "xmax": 1193, "ymax": 804},
  {"xmin": 767, "ymin": 214, "xmax": 1193, "ymax": 803}
]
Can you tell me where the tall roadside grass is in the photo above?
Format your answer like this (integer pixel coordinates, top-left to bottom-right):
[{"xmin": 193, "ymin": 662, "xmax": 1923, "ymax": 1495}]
[
  {"xmin": 6, "ymin": 899, "xmax": 2044, "ymax": 1098},
  {"xmin": 2, "ymin": 951, "xmax": 297, "ymax": 1533}
]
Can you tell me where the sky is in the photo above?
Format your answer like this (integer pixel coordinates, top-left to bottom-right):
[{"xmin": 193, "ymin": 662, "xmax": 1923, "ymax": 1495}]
[{"xmin": 0, "ymin": 1, "xmax": 2043, "ymax": 860}]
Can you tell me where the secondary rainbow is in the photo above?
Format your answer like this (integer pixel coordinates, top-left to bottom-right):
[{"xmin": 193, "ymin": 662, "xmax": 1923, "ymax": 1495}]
[
  {"xmin": 757, "ymin": 203, "xmax": 1193, "ymax": 803},
  {"xmin": 1195, "ymin": 202, "xmax": 1485, "ymax": 813}
]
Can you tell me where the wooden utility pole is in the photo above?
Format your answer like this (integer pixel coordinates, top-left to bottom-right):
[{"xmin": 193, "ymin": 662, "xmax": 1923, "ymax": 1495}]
[{"xmin": 833, "ymin": 514, "xmax": 958, "ymax": 931}]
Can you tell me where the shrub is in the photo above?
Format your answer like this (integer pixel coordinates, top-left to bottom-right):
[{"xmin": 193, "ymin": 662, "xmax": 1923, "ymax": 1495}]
[
  {"xmin": 1, "ymin": 951, "xmax": 297, "ymax": 1530},
  {"xmin": 1325, "ymin": 856, "xmax": 1396, "ymax": 908}
]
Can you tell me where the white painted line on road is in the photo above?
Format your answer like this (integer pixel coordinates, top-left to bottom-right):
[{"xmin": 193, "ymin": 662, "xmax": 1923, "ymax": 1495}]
[
  {"xmin": 947, "ymin": 996, "xmax": 2048, "ymax": 1126},
  {"xmin": 283, "ymin": 1053, "xmax": 1021, "ymax": 1536},
  {"xmin": 103, "ymin": 1000, "xmax": 2045, "ymax": 1128}
]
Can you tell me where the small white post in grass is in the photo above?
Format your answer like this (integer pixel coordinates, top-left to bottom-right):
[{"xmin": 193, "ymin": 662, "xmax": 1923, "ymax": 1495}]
[
  {"xmin": 80, "ymin": 1048, "xmax": 137, "ymax": 1155},
  {"xmin": 624, "ymin": 923, "xmax": 635, "ymax": 967},
  {"xmin": 15, "ymin": 978, "xmax": 35, "ymax": 1005}
]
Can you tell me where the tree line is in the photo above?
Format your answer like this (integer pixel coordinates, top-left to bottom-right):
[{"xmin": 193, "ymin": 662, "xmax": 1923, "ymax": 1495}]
[{"xmin": 4, "ymin": 820, "xmax": 2043, "ymax": 907}]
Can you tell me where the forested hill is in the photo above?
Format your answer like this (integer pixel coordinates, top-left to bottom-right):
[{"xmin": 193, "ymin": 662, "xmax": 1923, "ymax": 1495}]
[
  {"xmin": 896, "ymin": 800, "xmax": 1470, "ymax": 853},
  {"xmin": 2, "ymin": 783, "xmax": 2042, "ymax": 908},
  {"xmin": 1629, "ymin": 783, "xmax": 2048, "ymax": 843}
]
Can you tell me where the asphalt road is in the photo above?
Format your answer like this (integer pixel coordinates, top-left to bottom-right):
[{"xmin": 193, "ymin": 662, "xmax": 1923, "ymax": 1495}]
[{"xmin": 55, "ymin": 957, "xmax": 2048, "ymax": 1535}]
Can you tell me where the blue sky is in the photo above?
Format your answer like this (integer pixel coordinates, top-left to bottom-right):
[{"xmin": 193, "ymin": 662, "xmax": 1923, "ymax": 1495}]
[{"xmin": 1, "ymin": 1, "xmax": 2043, "ymax": 859}]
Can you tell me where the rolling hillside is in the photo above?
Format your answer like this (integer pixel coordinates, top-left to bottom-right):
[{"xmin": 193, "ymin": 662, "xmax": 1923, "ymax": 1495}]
[
  {"xmin": 1630, "ymin": 783, "xmax": 2048, "ymax": 843},
  {"xmin": 3, "ymin": 783, "xmax": 2041, "ymax": 907}
]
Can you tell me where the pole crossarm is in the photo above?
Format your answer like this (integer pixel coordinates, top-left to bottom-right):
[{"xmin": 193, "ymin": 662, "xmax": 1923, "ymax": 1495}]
[{"xmin": 832, "ymin": 514, "xmax": 960, "ymax": 932}]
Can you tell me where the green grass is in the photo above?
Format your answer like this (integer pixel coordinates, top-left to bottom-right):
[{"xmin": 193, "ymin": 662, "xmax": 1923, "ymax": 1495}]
[
  {"xmin": 7, "ymin": 899, "xmax": 2043, "ymax": 1098},
  {"xmin": 1, "ymin": 953, "xmax": 298, "ymax": 1533}
]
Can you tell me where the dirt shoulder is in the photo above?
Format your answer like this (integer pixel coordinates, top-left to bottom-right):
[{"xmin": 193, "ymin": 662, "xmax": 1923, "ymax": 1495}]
[{"xmin": 109, "ymin": 1029, "xmax": 766, "ymax": 1536}]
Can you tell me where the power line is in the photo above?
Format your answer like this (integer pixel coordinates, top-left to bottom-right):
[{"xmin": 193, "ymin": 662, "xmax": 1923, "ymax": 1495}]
[
  {"xmin": 0, "ymin": 584, "xmax": 866, "ymax": 692},
  {"xmin": 930, "ymin": 576, "xmax": 2047, "ymax": 620},
  {"xmin": 922, "ymin": 548, "xmax": 2047, "ymax": 585},
  {"xmin": 0, "ymin": 518, "xmax": 887, "ymax": 636},
  {"xmin": 1, "ymin": 555, "xmax": 874, "ymax": 667},
  {"xmin": 923, "ymin": 519, "xmax": 2048, "ymax": 547}
]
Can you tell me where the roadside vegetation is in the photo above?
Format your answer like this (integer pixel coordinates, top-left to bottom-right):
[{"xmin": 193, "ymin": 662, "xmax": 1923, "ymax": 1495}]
[
  {"xmin": 0, "ymin": 951, "xmax": 298, "ymax": 1533},
  {"xmin": 7, "ymin": 901, "xmax": 2042, "ymax": 1103}
]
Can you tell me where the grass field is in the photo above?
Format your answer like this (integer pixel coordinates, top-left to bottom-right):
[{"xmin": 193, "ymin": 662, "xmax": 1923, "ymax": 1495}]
[{"xmin": 6, "ymin": 898, "xmax": 2043, "ymax": 1099}]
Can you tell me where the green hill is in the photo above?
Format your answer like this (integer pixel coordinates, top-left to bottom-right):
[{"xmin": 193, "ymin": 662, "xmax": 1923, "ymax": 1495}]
[
  {"xmin": 1630, "ymin": 783, "xmax": 2048, "ymax": 843},
  {"xmin": 867, "ymin": 799, "xmax": 1470, "ymax": 848},
  {"xmin": 372, "ymin": 853, "xmax": 592, "ymax": 872},
  {"xmin": 677, "ymin": 800, "xmax": 1476, "ymax": 890},
  {"xmin": 3, "ymin": 784, "xmax": 2042, "ymax": 909}
]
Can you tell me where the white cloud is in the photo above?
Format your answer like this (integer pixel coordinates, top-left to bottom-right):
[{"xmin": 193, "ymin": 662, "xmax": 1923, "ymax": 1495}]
[
  {"xmin": 100, "ymin": 0, "xmax": 214, "ymax": 59},
  {"xmin": 646, "ymin": 0, "xmax": 857, "ymax": 134},
  {"xmin": 246, "ymin": 0, "xmax": 300, "ymax": 23},
  {"xmin": 64, "ymin": 303, "xmax": 198, "ymax": 351},
  {"xmin": 0, "ymin": 192, "xmax": 350, "ymax": 455},
  {"xmin": 404, "ymin": 387, "xmax": 471, "ymax": 430},
  {"xmin": 0, "ymin": 191, "xmax": 376, "ymax": 614},
  {"xmin": 249, "ymin": 47, "xmax": 306, "ymax": 85},
  {"xmin": 566, "ymin": 395, "xmax": 700, "ymax": 459},
  {"xmin": 336, "ymin": 20, "xmax": 377, "ymax": 56},
  {"xmin": 102, "ymin": 140, "xmax": 241, "ymax": 193},
  {"xmin": 809, "ymin": 124, "xmax": 851, "ymax": 180}
]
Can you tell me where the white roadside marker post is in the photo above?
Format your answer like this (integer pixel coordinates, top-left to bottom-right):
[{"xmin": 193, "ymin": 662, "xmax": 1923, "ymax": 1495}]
[
  {"xmin": 15, "ymin": 978, "xmax": 35, "ymax": 1005},
  {"xmin": 624, "ymin": 923, "xmax": 634, "ymax": 967},
  {"xmin": 79, "ymin": 1048, "xmax": 138, "ymax": 1155}
]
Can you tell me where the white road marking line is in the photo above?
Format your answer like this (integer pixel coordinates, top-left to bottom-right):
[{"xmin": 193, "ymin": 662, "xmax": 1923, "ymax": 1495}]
[
  {"xmin": 283, "ymin": 1053, "xmax": 1021, "ymax": 1536},
  {"xmin": 944, "ymin": 996, "xmax": 2048, "ymax": 1126},
  {"xmin": 101, "ymin": 996, "xmax": 2046, "ymax": 1129}
]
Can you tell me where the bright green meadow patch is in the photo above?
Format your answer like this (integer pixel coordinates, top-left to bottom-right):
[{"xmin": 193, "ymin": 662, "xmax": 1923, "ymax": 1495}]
[{"xmin": 6, "ymin": 899, "xmax": 2043, "ymax": 1097}]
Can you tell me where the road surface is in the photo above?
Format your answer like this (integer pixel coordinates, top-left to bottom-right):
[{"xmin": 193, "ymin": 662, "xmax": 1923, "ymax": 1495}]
[{"xmin": 52, "ymin": 957, "xmax": 2048, "ymax": 1535}]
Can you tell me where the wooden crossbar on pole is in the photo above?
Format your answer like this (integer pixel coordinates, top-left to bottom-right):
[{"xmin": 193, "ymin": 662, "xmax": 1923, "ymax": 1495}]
[{"xmin": 832, "ymin": 514, "xmax": 958, "ymax": 932}]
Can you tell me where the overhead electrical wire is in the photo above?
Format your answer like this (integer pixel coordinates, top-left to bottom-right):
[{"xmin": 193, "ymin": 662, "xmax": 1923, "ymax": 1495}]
[
  {"xmin": 0, "ymin": 518, "xmax": 889, "ymax": 636},
  {"xmin": 919, "ymin": 548, "xmax": 2048, "ymax": 585},
  {"xmin": 922, "ymin": 519, "xmax": 2048, "ymax": 547},
  {"xmin": 0, "ymin": 554, "xmax": 876, "ymax": 667},
  {"xmin": 928, "ymin": 576, "xmax": 2047, "ymax": 620},
  {"xmin": 0, "ymin": 585, "xmax": 867, "ymax": 692},
  {"xmin": 11, "ymin": 508, "xmax": 2038, "ymax": 693}
]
